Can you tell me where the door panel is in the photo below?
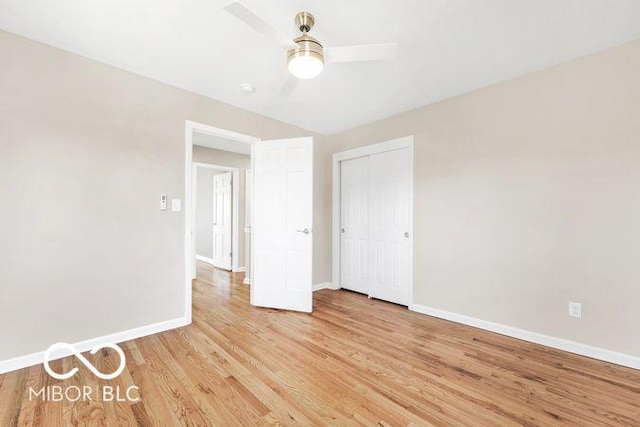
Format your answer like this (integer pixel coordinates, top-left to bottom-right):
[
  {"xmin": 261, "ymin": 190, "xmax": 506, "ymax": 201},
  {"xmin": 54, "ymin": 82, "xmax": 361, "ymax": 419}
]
[
  {"xmin": 340, "ymin": 156, "xmax": 369, "ymax": 294},
  {"xmin": 252, "ymin": 137, "xmax": 313, "ymax": 312},
  {"xmin": 368, "ymin": 148, "xmax": 411, "ymax": 305},
  {"xmin": 212, "ymin": 172, "xmax": 232, "ymax": 270}
]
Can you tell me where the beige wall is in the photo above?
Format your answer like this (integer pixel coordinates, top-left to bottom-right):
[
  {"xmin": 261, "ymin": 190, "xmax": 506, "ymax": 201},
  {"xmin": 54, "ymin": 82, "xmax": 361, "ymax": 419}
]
[
  {"xmin": 3, "ymin": 24, "xmax": 638, "ymax": 365},
  {"xmin": 327, "ymin": 39, "xmax": 640, "ymax": 358},
  {"xmin": 0, "ymin": 30, "xmax": 329, "ymax": 362},
  {"xmin": 193, "ymin": 145, "xmax": 251, "ymax": 170}
]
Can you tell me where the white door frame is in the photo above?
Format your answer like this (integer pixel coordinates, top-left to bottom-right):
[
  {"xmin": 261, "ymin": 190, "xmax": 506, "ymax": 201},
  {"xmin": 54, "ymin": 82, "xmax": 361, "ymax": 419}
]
[
  {"xmin": 185, "ymin": 120, "xmax": 259, "ymax": 322},
  {"xmin": 192, "ymin": 162, "xmax": 241, "ymax": 271},
  {"xmin": 332, "ymin": 135, "xmax": 415, "ymax": 305}
]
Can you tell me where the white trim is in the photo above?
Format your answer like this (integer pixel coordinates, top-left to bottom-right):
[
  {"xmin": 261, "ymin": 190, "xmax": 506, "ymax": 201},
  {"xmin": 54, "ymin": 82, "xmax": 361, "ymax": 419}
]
[
  {"xmin": 193, "ymin": 162, "xmax": 241, "ymax": 272},
  {"xmin": 186, "ymin": 121, "xmax": 260, "ymax": 324},
  {"xmin": 243, "ymin": 277, "xmax": 251, "ymax": 285},
  {"xmin": 410, "ymin": 304, "xmax": 640, "ymax": 370},
  {"xmin": 0, "ymin": 317, "xmax": 189, "ymax": 375},
  {"xmin": 232, "ymin": 267, "xmax": 246, "ymax": 273},
  {"xmin": 195, "ymin": 255, "xmax": 215, "ymax": 265},
  {"xmin": 313, "ymin": 282, "xmax": 339, "ymax": 292},
  {"xmin": 332, "ymin": 154, "xmax": 340, "ymax": 289},
  {"xmin": 249, "ymin": 141, "xmax": 255, "ymax": 303},
  {"xmin": 333, "ymin": 137, "xmax": 414, "ymax": 163},
  {"xmin": 191, "ymin": 158, "xmax": 198, "ymax": 280},
  {"xmin": 332, "ymin": 136, "xmax": 414, "ymax": 306},
  {"xmin": 185, "ymin": 123, "xmax": 194, "ymax": 323}
]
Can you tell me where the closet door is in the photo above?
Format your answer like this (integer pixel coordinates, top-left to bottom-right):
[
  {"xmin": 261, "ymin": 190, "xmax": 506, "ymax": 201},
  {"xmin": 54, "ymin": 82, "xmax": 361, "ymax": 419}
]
[
  {"xmin": 368, "ymin": 148, "xmax": 411, "ymax": 305},
  {"xmin": 340, "ymin": 156, "xmax": 369, "ymax": 294}
]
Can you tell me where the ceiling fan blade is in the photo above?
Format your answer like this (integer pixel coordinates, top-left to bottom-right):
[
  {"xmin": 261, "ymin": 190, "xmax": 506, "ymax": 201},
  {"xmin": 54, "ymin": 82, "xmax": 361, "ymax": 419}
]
[
  {"xmin": 276, "ymin": 74, "xmax": 299, "ymax": 100},
  {"xmin": 222, "ymin": 1, "xmax": 298, "ymax": 50},
  {"xmin": 325, "ymin": 43, "xmax": 398, "ymax": 63}
]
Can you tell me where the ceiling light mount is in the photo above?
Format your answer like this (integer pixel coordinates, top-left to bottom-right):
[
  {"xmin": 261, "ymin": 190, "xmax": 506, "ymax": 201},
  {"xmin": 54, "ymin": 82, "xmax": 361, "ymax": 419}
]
[
  {"xmin": 295, "ymin": 11, "xmax": 315, "ymax": 33},
  {"xmin": 239, "ymin": 82, "xmax": 256, "ymax": 93}
]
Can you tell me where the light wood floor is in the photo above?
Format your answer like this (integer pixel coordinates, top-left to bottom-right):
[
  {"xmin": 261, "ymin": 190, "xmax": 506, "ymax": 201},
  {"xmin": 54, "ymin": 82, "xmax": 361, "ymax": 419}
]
[{"xmin": 1, "ymin": 261, "xmax": 639, "ymax": 426}]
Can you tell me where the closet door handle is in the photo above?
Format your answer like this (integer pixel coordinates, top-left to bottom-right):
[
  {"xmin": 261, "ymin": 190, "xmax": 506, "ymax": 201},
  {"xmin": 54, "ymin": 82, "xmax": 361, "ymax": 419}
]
[
  {"xmin": 296, "ymin": 228, "xmax": 311, "ymax": 235},
  {"xmin": 404, "ymin": 232, "xmax": 409, "ymax": 238}
]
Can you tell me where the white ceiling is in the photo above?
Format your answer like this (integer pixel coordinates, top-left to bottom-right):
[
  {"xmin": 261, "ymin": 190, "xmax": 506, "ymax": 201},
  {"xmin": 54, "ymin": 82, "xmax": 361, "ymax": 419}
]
[{"xmin": 1, "ymin": 1, "xmax": 640, "ymax": 134}]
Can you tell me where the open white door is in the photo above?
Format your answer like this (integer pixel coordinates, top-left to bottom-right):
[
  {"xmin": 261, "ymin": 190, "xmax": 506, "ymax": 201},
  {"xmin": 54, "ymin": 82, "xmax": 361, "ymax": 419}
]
[
  {"xmin": 212, "ymin": 172, "xmax": 233, "ymax": 270},
  {"xmin": 252, "ymin": 137, "xmax": 313, "ymax": 312}
]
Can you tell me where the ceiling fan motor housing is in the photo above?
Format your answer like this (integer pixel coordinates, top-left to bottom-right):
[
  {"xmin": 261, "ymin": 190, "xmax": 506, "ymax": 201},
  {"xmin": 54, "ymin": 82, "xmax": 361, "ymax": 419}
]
[{"xmin": 288, "ymin": 34, "xmax": 324, "ymax": 65}]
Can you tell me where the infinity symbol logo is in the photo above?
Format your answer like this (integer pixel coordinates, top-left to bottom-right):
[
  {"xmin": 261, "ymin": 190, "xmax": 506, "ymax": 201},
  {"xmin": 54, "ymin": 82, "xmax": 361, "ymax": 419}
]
[{"xmin": 43, "ymin": 342, "xmax": 126, "ymax": 380}]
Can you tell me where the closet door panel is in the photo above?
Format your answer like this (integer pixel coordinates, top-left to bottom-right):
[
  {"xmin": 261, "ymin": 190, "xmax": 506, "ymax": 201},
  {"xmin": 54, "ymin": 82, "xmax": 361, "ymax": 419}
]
[
  {"xmin": 340, "ymin": 156, "xmax": 369, "ymax": 294},
  {"xmin": 368, "ymin": 148, "xmax": 410, "ymax": 305}
]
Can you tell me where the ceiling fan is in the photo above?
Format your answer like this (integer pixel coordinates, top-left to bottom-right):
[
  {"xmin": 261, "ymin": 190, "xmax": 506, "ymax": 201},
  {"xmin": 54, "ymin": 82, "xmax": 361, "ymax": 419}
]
[{"xmin": 222, "ymin": 1, "xmax": 398, "ymax": 98}]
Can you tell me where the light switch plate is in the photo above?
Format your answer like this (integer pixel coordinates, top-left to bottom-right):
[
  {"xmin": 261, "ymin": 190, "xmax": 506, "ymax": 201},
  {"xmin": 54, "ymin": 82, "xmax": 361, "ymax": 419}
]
[
  {"xmin": 568, "ymin": 302, "xmax": 582, "ymax": 318},
  {"xmin": 172, "ymin": 199, "xmax": 182, "ymax": 212}
]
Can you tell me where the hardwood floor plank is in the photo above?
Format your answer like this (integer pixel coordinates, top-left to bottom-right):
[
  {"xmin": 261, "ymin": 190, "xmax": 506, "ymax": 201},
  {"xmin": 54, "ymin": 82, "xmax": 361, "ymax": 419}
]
[
  {"xmin": 1, "ymin": 261, "xmax": 639, "ymax": 426},
  {"xmin": 0, "ymin": 367, "xmax": 27, "ymax": 426},
  {"xmin": 124, "ymin": 341, "xmax": 182, "ymax": 426}
]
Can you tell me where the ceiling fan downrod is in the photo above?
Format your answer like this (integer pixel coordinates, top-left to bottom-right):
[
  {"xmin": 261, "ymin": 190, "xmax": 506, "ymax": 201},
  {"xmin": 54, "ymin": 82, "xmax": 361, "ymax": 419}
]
[{"xmin": 295, "ymin": 11, "xmax": 315, "ymax": 33}]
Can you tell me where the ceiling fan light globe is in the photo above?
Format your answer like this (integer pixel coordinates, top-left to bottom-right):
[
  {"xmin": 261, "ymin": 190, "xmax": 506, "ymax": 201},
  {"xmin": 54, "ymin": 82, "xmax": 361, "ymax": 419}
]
[
  {"xmin": 288, "ymin": 54, "xmax": 324, "ymax": 79},
  {"xmin": 287, "ymin": 35, "xmax": 324, "ymax": 80}
]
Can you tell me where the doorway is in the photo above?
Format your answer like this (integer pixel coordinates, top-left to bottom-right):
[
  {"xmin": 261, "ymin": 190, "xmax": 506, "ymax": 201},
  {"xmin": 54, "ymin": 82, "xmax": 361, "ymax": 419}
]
[
  {"xmin": 184, "ymin": 121, "xmax": 316, "ymax": 320},
  {"xmin": 332, "ymin": 136, "xmax": 414, "ymax": 306},
  {"xmin": 193, "ymin": 163, "xmax": 240, "ymax": 271}
]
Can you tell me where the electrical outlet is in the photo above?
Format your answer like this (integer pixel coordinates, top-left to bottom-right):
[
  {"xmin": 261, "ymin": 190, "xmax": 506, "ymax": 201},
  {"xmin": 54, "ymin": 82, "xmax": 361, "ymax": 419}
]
[{"xmin": 568, "ymin": 302, "xmax": 582, "ymax": 318}]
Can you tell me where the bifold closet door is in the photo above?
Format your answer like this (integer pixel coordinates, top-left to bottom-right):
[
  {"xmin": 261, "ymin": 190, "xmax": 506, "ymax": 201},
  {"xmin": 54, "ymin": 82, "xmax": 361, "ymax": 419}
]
[
  {"xmin": 368, "ymin": 148, "xmax": 411, "ymax": 306},
  {"xmin": 340, "ymin": 156, "xmax": 369, "ymax": 294}
]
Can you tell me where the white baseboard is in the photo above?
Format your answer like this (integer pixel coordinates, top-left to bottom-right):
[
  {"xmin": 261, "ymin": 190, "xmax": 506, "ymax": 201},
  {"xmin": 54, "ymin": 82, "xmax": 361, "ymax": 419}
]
[
  {"xmin": 0, "ymin": 316, "xmax": 190, "ymax": 375},
  {"xmin": 409, "ymin": 304, "xmax": 640, "ymax": 370},
  {"xmin": 232, "ymin": 267, "xmax": 246, "ymax": 273},
  {"xmin": 195, "ymin": 255, "xmax": 214, "ymax": 265},
  {"xmin": 243, "ymin": 277, "xmax": 251, "ymax": 285},
  {"xmin": 313, "ymin": 282, "xmax": 340, "ymax": 292}
]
